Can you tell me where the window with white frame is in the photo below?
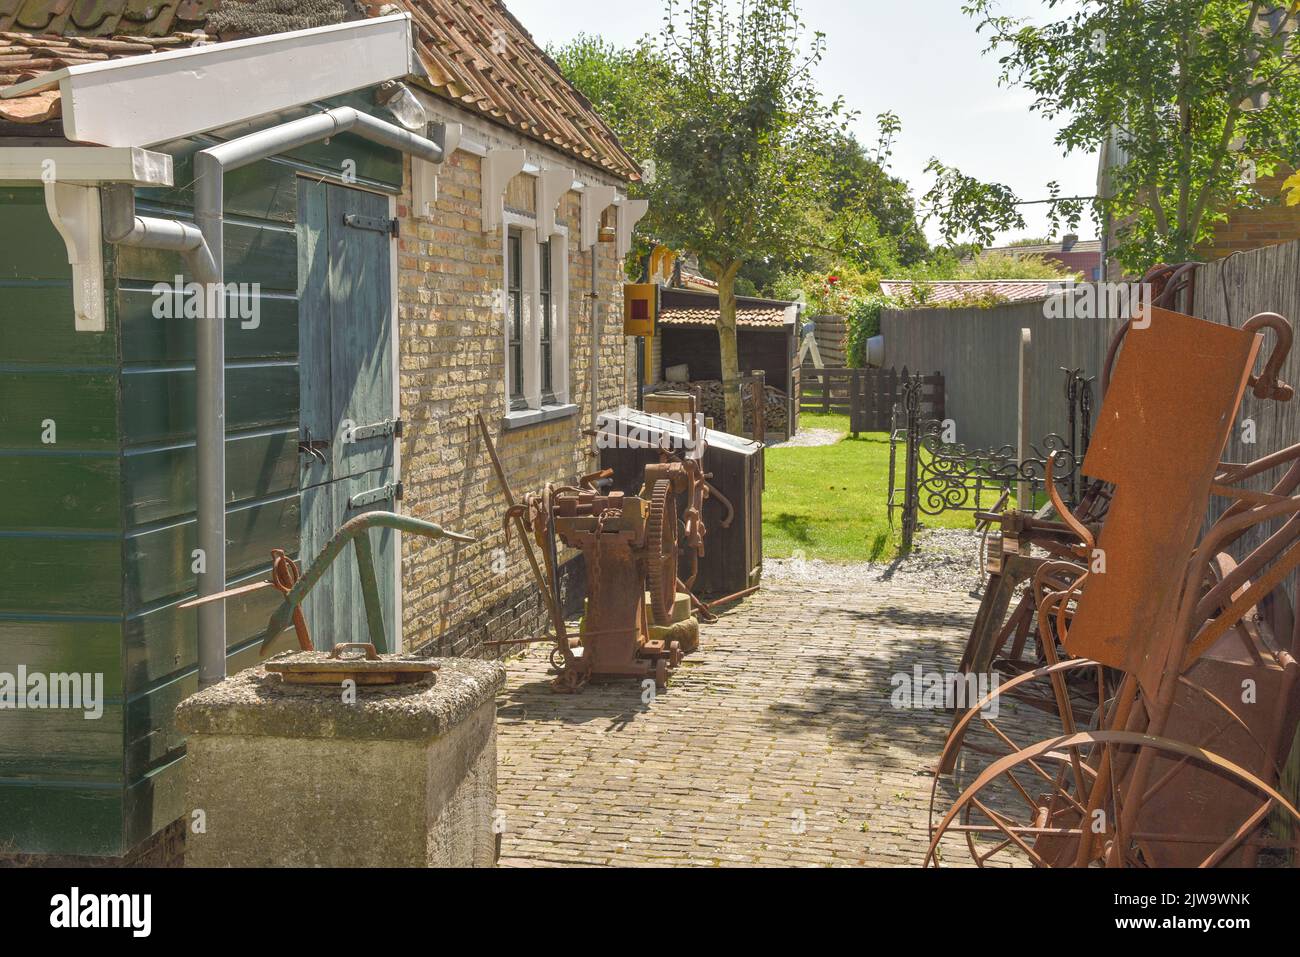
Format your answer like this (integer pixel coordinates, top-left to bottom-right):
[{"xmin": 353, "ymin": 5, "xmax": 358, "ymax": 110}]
[
  {"xmin": 506, "ymin": 229, "xmax": 525, "ymax": 410},
  {"xmin": 539, "ymin": 238, "xmax": 554, "ymax": 402},
  {"xmin": 502, "ymin": 216, "xmax": 569, "ymax": 418}
]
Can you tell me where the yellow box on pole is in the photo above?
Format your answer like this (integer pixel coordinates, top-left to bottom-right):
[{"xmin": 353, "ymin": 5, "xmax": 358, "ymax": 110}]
[{"xmin": 623, "ymin": 283, "xmax": 659, "ymax": 337}]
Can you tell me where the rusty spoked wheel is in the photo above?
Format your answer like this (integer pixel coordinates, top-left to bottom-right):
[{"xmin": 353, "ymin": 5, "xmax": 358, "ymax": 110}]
[
  {"xmin": 929, "ymin": 658, "xmax": 1110, "ymax": 867},
  {"xmin": 926, "ymin": 730, "xmax": 1300, "ymax": 868},
  {"xmin": 931, "ymin": 562, "xmax": 1114, "ymax": 868},
  {"xmin": 645, "ymin": 479, "xmax": 678, "ymax": 626}
]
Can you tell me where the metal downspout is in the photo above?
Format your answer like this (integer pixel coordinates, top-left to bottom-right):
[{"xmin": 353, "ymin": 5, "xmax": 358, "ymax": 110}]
[
  {"xmin": 187, "ymin": 107, "xmax": 442, "ymax": 688},
  {"xmin": 589, "ymin": 243, "xmax": 599, "ymax": 454}
]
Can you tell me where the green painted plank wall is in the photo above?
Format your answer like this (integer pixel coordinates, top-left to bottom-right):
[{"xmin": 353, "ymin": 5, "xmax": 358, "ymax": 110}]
[
  {"xmin": 0, "ymin": 104, "xmax": 401, "ymax": 857},
  {"xmin": 0, "ymin": 186, "xmax": 125, "ymax": 855}
]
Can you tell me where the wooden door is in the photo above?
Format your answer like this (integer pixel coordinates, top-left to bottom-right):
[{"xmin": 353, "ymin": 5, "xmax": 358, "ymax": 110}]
[{"xmin": 296, "ymin": 179, "xmax": 398, "ymax": 650}]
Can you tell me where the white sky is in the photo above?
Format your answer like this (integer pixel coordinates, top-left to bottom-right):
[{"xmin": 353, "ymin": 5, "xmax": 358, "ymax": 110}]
[{"xmin": 506, "ymin": 0, "xmax": 1099, "ymax": 247}]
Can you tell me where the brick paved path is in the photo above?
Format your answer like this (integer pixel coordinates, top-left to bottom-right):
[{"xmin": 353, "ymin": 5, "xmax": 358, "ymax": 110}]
[{"xmin": 494, "ymin": 568, "xmax": 985, "ymax": 866}]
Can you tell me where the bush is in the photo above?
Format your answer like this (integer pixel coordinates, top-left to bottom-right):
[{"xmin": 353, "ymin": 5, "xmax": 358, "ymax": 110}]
[
  {"xmin": 771, "ymin": 263, "xmax": 882, "ymax": 315},
  {"xmin": 845, "ymin": 293, "xmax": 888, "ymax": 367}
]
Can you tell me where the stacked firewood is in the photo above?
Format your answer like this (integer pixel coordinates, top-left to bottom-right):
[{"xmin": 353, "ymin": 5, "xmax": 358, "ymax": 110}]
[{"xmin": 689, "ymin": 379, "xmax": 789, "ymax": 436}]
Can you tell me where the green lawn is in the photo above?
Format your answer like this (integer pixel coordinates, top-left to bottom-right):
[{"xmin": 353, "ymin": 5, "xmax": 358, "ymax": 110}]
[{"xmin": 762, "ymin": 411, "xmax": 976, "ymax": 563}]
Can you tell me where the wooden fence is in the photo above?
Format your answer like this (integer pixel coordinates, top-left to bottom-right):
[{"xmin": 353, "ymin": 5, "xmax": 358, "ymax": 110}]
[
  {"xmin": 1196, "ymin": 242, "xmax": 1300, "ymax": 545},
  {"xmin": 805, "ymin": 314, "xmax": 847, "ymax": 367},
  {"xmin": 800, "ymin": 366, "xmax": 944, "ymax": 435},
  {"xmin": 881, "ymin": 240, "xmax": 1300, "ymax": 455},
  {"xmin": 1197, "ymin": 241, "xmax": 1300, "ymax": 486},
  {"xmin": 881, "ymin": 299, "xmax": 1125, "ymax": 452}
]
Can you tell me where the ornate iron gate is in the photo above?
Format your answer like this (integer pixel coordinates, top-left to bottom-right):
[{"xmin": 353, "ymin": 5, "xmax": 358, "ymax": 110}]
[{"xmin": 888, "ymin": 368, "xmax": 1094, "ymax": 553}]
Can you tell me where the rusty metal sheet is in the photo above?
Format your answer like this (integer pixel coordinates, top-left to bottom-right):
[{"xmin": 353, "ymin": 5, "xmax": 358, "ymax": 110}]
[{"xmin": 1065, "ymin": 306, "xmax": 1261, "ymax": 695}]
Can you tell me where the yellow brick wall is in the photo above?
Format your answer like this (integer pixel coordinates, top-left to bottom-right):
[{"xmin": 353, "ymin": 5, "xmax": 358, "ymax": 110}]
[{"xmin": 393, "ymin": 150, "xmax": 634, "ymax": 654}]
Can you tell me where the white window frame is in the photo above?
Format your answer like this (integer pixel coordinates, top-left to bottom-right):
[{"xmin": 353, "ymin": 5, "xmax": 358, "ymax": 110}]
[
  {"xmin": 547, "ymin": 226, "xmax": 571, "ymax": 406},
  {"xmin": 501, "ymin": 212, "xmax": 572, "ymax": 425}
]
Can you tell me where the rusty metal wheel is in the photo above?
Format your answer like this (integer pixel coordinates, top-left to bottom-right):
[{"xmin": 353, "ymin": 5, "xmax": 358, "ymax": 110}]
[
  {"xmin": 926, "ymin": 731, "xmax": 1300, "ymax": 868},
  {"xmin": 646, "ymin": 479, "xmax": 678, "ymax": 626},
  {"xmin": 929, "ymin": 658, "xmax": 1109, "ymax": 868}
]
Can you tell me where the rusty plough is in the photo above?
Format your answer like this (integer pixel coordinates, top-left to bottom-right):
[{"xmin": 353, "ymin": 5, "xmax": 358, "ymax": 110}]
[{"xmin": 928, "ymin": 276, "xmax": 1300, "ymax": 867}]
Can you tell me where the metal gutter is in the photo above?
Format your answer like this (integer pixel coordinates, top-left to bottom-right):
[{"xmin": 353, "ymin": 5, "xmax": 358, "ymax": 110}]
[
  {"xmin": 185, "ymin": 107, "xmax": 443, "ymax": 689},
  {"xmin": 97, "ymin": 106, "xmax": 445, "ymax": 689}
]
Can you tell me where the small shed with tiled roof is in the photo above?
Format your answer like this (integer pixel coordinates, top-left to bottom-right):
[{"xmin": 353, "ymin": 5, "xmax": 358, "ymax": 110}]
[
  {"xmin": 647, "ymin": 285, "xmax": 800, "ymax": 432},
  {"xmin": 0, "ymin": 2, "xmax": 648, "ymax": 862}
]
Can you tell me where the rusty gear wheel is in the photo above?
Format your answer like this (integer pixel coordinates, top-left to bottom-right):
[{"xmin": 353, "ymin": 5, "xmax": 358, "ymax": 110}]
[{"xmin": 646, "ymin": 478, "xmax": 678, "ymax": 626}]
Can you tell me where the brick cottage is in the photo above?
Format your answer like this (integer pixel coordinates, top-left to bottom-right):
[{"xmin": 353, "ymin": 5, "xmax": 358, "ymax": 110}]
[{"xmin": 0, "ymin": 0, "xmax": 644, "ymax": 858}]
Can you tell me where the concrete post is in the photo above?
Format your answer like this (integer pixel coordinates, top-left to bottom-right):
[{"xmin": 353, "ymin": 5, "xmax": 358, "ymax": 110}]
[{"xmin": 176, "ymin": 658, "xmax": 506, "ymax": 867}]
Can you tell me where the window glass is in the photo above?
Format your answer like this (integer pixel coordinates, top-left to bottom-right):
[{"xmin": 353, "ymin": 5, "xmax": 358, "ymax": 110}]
[
  {"xmin": 507, "ymin": 231, "xmax": 524, "ymax": 408},
  {"xmin": 539, "ymin": 240, "xmax": 553, "ymax": 399}
]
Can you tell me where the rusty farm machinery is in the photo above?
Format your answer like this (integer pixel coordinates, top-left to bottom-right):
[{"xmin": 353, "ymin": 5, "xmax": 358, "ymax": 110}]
[
  {"xmin": 506, "ymin": 448, "xmax": 712, "ymax": 693},
  {"xmin": 927, "ymin": 270, "xmax": 1300, "ymax": 868}
]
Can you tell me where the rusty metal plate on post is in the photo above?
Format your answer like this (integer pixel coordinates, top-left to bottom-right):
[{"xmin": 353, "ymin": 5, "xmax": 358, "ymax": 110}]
[
  {"xmin": 265, "ymin": 643, "xmax": 439, "ymax": 686},
  {"xmin": 1064, "ymin": 306, "xmax": 1261, "ymax": 695}
]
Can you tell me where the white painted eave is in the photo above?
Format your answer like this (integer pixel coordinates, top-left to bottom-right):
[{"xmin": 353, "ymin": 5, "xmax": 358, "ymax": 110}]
[
  {"xmin": 0, "ymin": 146, "xmax": 173, "ymax": 186},
  {"xmin": 2, "ymin": 14, "xmax": 417, "ymax": 149}
]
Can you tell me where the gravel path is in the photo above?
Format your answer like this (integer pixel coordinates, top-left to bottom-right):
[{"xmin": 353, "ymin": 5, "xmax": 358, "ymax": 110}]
[
  {"xmin": 766, "ymin": 427, "xmax": 843, "ymax": 449},
  {"xmin": 764, "ymin": 527, "xmax": 987, "ymax": 595}
]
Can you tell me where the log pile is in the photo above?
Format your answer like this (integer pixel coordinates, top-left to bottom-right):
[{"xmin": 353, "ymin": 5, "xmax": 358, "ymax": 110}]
[{"xmin": 689, "ymin": 379, "xmax": 789, "ymax": 436}]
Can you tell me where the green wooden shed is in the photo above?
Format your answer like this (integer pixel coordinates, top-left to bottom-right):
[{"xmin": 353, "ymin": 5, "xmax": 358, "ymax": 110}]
[{"xmin": 0, "ymin": 14, "xmax": 438, "ymax": 858}]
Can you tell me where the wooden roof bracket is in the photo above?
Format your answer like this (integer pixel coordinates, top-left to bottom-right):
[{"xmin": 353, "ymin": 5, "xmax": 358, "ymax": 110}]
[
  {"xmin": 580, "ymin": 184, "xmax": 617, "ymax": 250},
  {"xmin": 0, "ymin": 145, "xmax": 174, "ymax": 332},
  {"xmin": 614, "ymin": 198, "xmax": 649, "ymax": 258},
  {"xmin": 537, "ymin": 165, "xmax": 576, "ymax": 238},
  {"xmin": 412, "ymin": 121, "xmax": 461, "ymax": 220},
  {"xmin": 45, "ymin": 182, "xmax": 104, "ymax": 332},
  {"xmin": 481, "ymin": 147, "xmax": 526, "ymax": 233}
]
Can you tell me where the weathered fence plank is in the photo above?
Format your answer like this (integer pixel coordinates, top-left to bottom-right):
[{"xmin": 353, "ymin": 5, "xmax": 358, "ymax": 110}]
[
  {"xmin": 881, "ymin": 298, "xmax": 1126, "ymax": 451},
  {"xmin": 1198, "ymin": 241, "xmax": 1300, "ymax": 488},
  {"xmin": 806, "ymin": 314, "xmax": 847, "ymax": 367},
  {"xmin": 798, "ymin": 366, "xmax": 942, "ymax": 434}
]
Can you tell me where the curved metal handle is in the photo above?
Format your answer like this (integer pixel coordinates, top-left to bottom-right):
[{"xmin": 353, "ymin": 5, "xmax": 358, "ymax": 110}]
[
  {"xmin": 1046, "ymin": 451, "xmax": 1093, "ymax": 558},
  {"xmin": 298, "ymin": 439, "xmax": 329, "ymax": 465},
  {"xmin": 260, "ymin": 511, "xmax": 475, "ymax": 656},
  {"xmin": 1243, "ymin": 312, "xmax": 1294, "ymax": 402},
  {"xmin": 330, "ymin": 642, "xmax": 379, "ymax": 660}
]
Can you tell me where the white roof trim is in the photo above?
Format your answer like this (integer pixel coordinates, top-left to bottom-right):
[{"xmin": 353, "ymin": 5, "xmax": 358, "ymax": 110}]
[
  {"xmin": 3, "ymin": 14, "xmax": 417, "ymax": 149},
  {"xmin": 0, "ymin": 146, "xmax": 173, "ymax": 186}
]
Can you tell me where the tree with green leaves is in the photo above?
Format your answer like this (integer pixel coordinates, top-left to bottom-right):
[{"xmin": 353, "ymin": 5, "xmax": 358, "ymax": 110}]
[
  {"xmin": 823, "ymin": 119, "xmax": 930, "ymax": 268},
  {"xmin": 926, "ymin": 1, "xmax": 1300, "ymax": 273},
  {"xmin": 735, "ymin": 118, "xmax": 930, "ymax": 295},
  {"xmin": 548, "ymin": 34, "xmax": 667, "ymax": 171},
  {"xmin": 633, "ymin": 0, "xmax": 849, "ymax": 433}
]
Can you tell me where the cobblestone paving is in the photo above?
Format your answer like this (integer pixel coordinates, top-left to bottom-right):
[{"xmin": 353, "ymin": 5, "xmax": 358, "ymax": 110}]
[{"xmin": 494, "ymin": 559, "xmax": 986, "ymax": 867}]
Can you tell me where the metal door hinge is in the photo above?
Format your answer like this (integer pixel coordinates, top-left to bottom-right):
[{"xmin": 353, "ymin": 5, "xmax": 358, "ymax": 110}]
[
  {"xmin": 348, "ymin": 481, "xmax": 402, "ymax": 510},
  {"xmin": 343, "ymin": 213, "xmax": 399, "ymax": 237}
]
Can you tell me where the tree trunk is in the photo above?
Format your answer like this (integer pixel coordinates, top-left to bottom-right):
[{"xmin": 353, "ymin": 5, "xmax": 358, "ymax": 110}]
[{"xmin": 715, "ymin": 262, "xmax": 744, "ymax": 435}]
